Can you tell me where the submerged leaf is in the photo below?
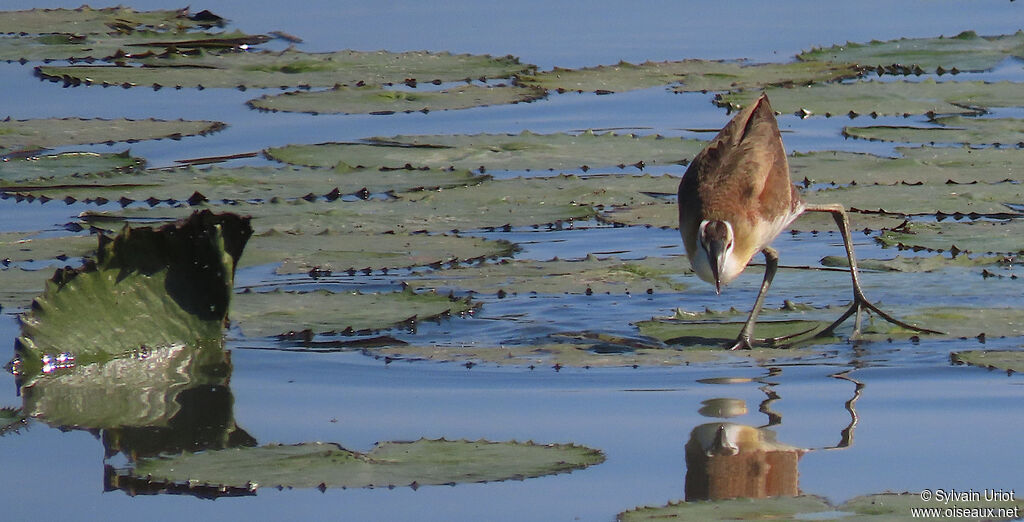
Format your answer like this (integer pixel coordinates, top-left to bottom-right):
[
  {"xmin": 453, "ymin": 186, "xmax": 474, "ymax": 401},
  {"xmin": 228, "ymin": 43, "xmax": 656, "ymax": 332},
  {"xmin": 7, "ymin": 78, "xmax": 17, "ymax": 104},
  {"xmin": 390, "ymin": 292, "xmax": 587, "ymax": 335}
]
[
  {"xmin": 0, "ymin": 30, "xmax": 268, "ymax": 62},
  {"xmin": 0, "ymin": 118, "xmax": 225, "ymax": 155},
  {"xmin": 230, "ymin": 289, "xmax": 472, "ymax": 338},
  {"xmin": 131, "ymin": 438, "xmax": 604, "ymax": 490},
  {"xmin": 248, "ymin": 83, "xmax": 546, "ymax": 115},
  {"xmin": 620, "ymin": 495, "xmax": 833, "ymax": 521},
  {"xmin": 266, "ymin": 131, "xmax": 704, "ymax": 171}
]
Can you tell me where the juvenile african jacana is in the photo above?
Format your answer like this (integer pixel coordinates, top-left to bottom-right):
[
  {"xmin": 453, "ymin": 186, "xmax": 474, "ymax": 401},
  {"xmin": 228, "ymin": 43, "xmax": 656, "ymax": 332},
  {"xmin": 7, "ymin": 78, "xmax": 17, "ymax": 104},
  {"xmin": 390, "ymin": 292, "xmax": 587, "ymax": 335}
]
[{"xmin": 678, "ymin": 93, "xmax": 938, "ymax": 350}]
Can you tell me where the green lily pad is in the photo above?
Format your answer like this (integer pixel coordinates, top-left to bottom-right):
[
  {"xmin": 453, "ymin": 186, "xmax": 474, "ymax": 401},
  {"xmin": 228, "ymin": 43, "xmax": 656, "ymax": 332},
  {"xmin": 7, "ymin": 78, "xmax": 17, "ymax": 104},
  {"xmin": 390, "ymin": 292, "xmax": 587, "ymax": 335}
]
[
  {"xmin": 0, "ymin": 151, "xmax": 144, "ymax": 184},
  {"xmin": 805, "ymin": 181, "xmax": 1024, "ymax": 216},
  {"xmin": 716, "ymin": 79, "xmax": 1024, "ymax": 116},
  {"xmin": 0, "ymin": 267, "xmax": 56, "ymax": 311},
  {"xmin": 619, "ymin": 495, "xmax": 833, "ymax": 521},
  {"xmin": 20, "ymin": 340, "xmax": 229, "ymax": 430},
  {"xmin": 37, "ymin": 49, "xmax": 533, "ymax": 89},
  {"xmin": 131, "ymin": 438, "xmax": 604, "ymax": 490},
  {"xmin": 265, "ymin": 131, "xmax": 705, "ymax": 171},
  {"xmin": 790, "ymin": 146, "xmax": 1024, "ymax": 185},
  {"xmin": 636, "ymin": 318, "xmax": 831, "ymax": 347},
  {"xmin": 843, "ymin": 116, "xmax": 1024, "ymax": 145},
  {"xmin": 240, "ymin": 231, "xmax": 516, "ymax": 274},
  {"xmin": 3, "ymin": 164, "xmax": 483, "ymax": 202},
  {"xmin": 0, "ymin": 6, "xmax": 225, "ymax": 35},
  {"xmin": 12, "ymin": 211, "xmax": 251, "ymax": 378},
  {"xmin": 798, "ymin": 31, "xmax": 1024, "ymax": 73},
  {"xmin": 902, "ymin": 307, "xmax": 1024, "ymax": 338},
  {"xmin": 518, "ymin": 59, "xmax": 859, "ymax": 94},
  {"xmin": 229, "ymin": 288, "xmax": 473, "ymax": 338},
  {"xmin": 406, "ymin": 254, "xmax": 688, "ymax": 295},
  {"xmin": 821, "ymin": 253, "xmax": 1003, "ymax": 271},
  {"xmin": 0, "ymin": 117, "xmax": 225, "ymax": 155},
  {"xmin": 248, "ymin": 83, "xmax": 546, "ymax": 115},
  {"xmin": 877, "ymin": 220, "xmax": 1024, "ymax": 254},
  {"xmin": 81, "ymin": 174, "xmax": 676, "ymax": 234},
  {"xmin": 0, "ymin": 232, "xmax": 97, "ymax": 263},
  {"xmin": 0, "ymin": 30, "xmax": 268, "ymax": 63},
  {"xmin": 951, "ymin": 350, "xmax": 1024, "ymax": 372},
  {"xmin": 620, "ymin": 492, "xmax": 1024, "ymax": 521}
]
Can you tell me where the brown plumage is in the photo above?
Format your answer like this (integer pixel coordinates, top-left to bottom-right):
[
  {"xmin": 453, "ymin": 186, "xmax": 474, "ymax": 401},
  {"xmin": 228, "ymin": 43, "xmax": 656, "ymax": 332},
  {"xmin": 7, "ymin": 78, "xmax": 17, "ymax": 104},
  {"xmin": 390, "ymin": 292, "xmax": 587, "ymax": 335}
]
[{"xmin": 677, "ymin": 93, "xmax": 939, "ymax": 349}]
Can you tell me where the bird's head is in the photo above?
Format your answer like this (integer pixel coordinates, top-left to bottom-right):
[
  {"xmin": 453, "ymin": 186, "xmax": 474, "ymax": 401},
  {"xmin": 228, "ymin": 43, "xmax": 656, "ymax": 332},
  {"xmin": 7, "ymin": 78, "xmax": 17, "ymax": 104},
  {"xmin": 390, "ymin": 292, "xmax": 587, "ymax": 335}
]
[{"xmin": 696, "ymin": 219, "xmax": 735, "ymax": 294}]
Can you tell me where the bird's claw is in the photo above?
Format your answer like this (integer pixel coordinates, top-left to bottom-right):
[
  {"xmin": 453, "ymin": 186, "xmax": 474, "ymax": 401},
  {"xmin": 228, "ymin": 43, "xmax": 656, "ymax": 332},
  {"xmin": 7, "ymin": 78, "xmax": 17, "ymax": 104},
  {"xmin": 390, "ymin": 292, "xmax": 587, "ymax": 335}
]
[{"xmin": 818, "ymin": 294, "xmax": 945, "ymax": 339}]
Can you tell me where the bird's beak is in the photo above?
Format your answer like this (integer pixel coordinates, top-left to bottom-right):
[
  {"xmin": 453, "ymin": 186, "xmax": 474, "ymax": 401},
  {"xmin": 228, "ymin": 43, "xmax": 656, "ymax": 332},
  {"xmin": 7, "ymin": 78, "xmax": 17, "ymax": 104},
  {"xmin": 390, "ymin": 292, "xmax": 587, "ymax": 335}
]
[{"xmin": 706, "ymin": 238, "xmax": 725, "ymax": 295}]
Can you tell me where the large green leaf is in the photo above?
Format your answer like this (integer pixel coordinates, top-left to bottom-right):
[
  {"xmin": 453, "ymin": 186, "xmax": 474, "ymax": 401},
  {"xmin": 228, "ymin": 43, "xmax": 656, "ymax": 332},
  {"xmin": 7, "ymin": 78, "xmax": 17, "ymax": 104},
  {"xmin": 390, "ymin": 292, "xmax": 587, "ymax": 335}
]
[
  {"xmin": 12, "ymin": 211, "xmax": 252, "ymax": 377},
  {"xmin": 716, "ymin": 79, "xmax": 1024, "ymax": 116},
  {"xmin": 131, "ymin": 438, "xmax": 604, "ymax": 490},
  {"xmin": 406, "ymin": 255, "xmax": 688, "ymax": 295},
  {"xmin": 517, "ymin": 59, "xmax": 859, "ymax": 94},
  {"xmin": 36, "ymin": 49, "xmax": 534, "ymax": 89},
  {"xmin": 843, "ymin": 116, "xmax": 1024, "ymax": 145},
  {"xmin": 0, "ymin": 117, "xmax": 225, "ymax": 155},
  {"xmin": 0, "ymin": 151, "xmax": 144, "ymax": 185},
  {"xmin": 0, "ymin": 6, "xmax": 224, "ymax": 35},
  {"xmin": 265, "ymin": 131, "xmax": 705, "ymax": 171},
  {"xmin": 798, "ymin": 31, "xmax": 1024, "ymax": 73},
  {"xmin": 3, "ymin": 164, "xmax": 484, "ymax": 202},
  {"xmin": 230, "ymin": 288, "xmax": 473, "ymax": 338},
  {"xmin": 248, "ymin": 83, "xmax": 546, "ymax": 115},
  {"xmin": 241, "ymin": 231, "xmax": 517, "ymax": 274}
]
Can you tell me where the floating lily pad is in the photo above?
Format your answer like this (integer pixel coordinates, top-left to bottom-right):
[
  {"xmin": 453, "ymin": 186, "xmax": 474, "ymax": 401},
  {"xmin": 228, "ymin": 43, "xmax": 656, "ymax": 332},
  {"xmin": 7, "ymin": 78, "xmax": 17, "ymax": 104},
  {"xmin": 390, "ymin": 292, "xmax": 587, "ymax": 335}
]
[
  {"xmin": 877, "ymin": 220, "xmax": 1024, "ymax": 254},
  {"xmin": 518, "ymin": 59, "xmax": 859, "ymax": 94},
  {"xmin": 619, "ymin": 495, "xmax": 833, "ymax": 521},
  {"xmin": 37, "ymin": 49, "xmax": 533, "ymax": 89},
  {"xmin": 791, "ymin": 146, "xmax": 1024, "ymax": 185},
  {"xmin": 81, "ymin": 174, "xmax": 676, "ymax": 234},
  {"xmin": 0, "ymin": 407, "xmax": 28, "ymax": 436},
  {"xmin": 0, "ymin": 117, "xmax": 225, "ymax": 155},
  {"xmin": 240, "ymin": 231, "xmax": 517, "ymax": 274},
  {"xmin": 0, "ymin": 151, "xmax": 144, "ymax": 184},
  {"xmin": 0, "ymin": 6, "xmax": 224, "ymax": 35},
  {"xmin": 798, "ymin": 31, "xmax": 1024, "ymax": 73},
  {"xmin": 821, "ymin": 253, "xmax": 1002, "ymax": 272},
  {"xmin": 636, "ymin": 318, "xmax": 831, "ymax": 348},
  {"xmin": 3, "ymin": 164, "xmax": 483, "ymax": 202},
  {"xmin": 951, "ymin": 350, "xmax": 1024, "ymax": 372},
  {"xmin": 0, "ymin": 30, "xmax": 268, "ymax": 63},
  {"xmin": 406, "ymin": 255, "xmax": 688, "ymax": 295},
  {"xmin": 843, "ymin": 116, "xmax": 1024, "ymax": 145},
  {"xmin": 621, "ymin": 492, "xmax": 1024, "ymax": 521},
  {"xmin": 12, "ymin": 211, "xmax": 251, "ymax": 377},
  {"xmin": 0, "ymin": 232, "xmax": 97, "ymax": 263},
  {"xmin": 716, "ymin": 79, "xmax": 1024, "ymax": 116},
  {"xmin": 130, "ymin": 438, "xmax": 604, "ymax": 490},
  {"xmin": 265, "ymin": 131, "xmax": 705, "ymax": 171},
  {"xmin": 0, "ymin": 267, "xmax": 56, "ymax": 311},
  {"xmin": 229, "ymin": 288, "xmax": 473, "ymax": 338},
  {"xmin": 901, "ymin": 307, "xmax": 1024, "ymax": 338},
  {"xmin": 806, "ymin": 181, "xmax": 1024, "ymax": 216},
  {"xmin": 248, "ymin": 83, "xmax": 546, "ymax": 115}
]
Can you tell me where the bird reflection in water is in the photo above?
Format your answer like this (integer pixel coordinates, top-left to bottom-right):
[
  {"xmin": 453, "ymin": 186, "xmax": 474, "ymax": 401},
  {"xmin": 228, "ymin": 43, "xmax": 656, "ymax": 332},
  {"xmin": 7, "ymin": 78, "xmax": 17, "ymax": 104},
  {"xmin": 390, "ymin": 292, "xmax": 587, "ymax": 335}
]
[{"xmin": 684, "ymin": 369, "xmax": 863, "ymax": 501}]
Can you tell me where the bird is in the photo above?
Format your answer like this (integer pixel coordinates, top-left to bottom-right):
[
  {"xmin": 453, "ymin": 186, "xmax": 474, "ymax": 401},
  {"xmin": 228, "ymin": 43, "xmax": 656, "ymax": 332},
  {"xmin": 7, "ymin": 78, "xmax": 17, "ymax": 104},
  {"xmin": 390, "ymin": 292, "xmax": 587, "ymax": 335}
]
[{"xmin": 678, "ymin": 93, "xmax": 939, "ymax": 350}]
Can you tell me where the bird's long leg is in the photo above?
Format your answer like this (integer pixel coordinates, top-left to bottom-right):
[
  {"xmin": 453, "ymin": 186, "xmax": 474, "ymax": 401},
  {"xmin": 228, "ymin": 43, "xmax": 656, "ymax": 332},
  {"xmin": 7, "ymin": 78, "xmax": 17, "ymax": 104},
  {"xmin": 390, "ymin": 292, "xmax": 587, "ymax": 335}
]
[
  {"xmin": 803, "ymin": 203, "xmax": 943, "ymax": 338},
  {"xmin": 730, "ymin": 247, "xmax": 779, "ymax": 350}
]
